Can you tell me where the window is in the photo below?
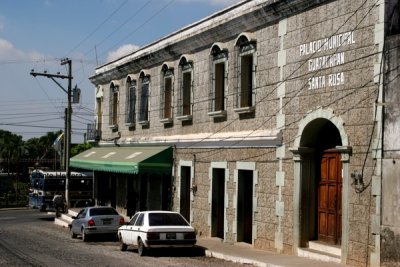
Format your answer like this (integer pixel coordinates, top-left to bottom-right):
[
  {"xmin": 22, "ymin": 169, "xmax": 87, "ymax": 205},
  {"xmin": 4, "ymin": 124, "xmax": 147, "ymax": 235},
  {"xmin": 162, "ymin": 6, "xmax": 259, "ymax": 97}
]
[
  {"xmin": 135, "ymin": 213, "xmax": 144, "ymax": 226},
  {"xmin": 129, "ymin": 213, "xmax": 139, "ymax": 225},
  {"xmin": 208, "ymin": 43, "xmax": 228, "ymax": 118},
  {"xmin": 89, "ymin": 207, "xmax": 118, "ymax": 216},
  {"xmin": 109, "ymin": 83, "xmax": 119, "ymax": 128},
  {"xmin": 182, "ymin": 71, "xmax": 191, "ymax": 115},
  {"xmin": 234, "ymin": 33, "xmax": 257, "ymax": 114},
  {"xmin": 177, "ymin": 56, "xmax": 193, "ymax": 121},
  {"xmin": 138, "ymin": 72, "xmax": 150, "ymax": 125},
  {"xmin": 96, "ymin": 97, "xmax": 102, "ymax": 132},
  {"xmin": 160, "ymin": 64, "xmax": 174, "ymax": 123},
  {"xmin": 149, "ymin": 213, "xmax": 189, "ymax": 226},
  {"xmin": 125, "ymin": 77, "xmax": 137, "ymax": 126}
]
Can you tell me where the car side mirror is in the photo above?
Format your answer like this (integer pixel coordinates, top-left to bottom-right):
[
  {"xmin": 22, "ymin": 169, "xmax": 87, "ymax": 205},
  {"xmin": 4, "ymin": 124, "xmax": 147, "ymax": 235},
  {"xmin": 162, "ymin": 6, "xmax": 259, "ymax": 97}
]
[{"xmin": 71, "ymin": 216, "xmax": 77, "ymax": 219}]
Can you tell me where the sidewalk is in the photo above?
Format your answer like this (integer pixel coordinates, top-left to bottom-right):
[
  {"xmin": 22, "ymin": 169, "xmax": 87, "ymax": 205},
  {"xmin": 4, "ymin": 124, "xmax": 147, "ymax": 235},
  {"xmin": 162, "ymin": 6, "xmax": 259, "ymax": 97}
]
[
  {"xmin": 196, "ymin": 238, "xmax": 348, "ymax": 267},
  {"xmin": 55, "ymin": 209, "xmax": 348, "ymax": 267}
]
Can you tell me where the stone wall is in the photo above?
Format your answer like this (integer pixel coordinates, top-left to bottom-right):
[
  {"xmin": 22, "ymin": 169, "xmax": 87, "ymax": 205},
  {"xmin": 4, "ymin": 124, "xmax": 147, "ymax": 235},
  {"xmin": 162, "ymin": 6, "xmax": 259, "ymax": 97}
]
[
  {"xmin": 382, "ymin": 34, "xmax": 400, "ymax": 267},
  {"xmin": 91, "ymin": 0, "xmax": 383, "ymax": 265}
]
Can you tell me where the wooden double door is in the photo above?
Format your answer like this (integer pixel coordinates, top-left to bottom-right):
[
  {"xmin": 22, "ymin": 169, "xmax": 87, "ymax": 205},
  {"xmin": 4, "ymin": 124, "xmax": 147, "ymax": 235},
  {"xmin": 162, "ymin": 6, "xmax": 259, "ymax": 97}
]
[{"xmin": 318, "ymin": 152, "xmax": 342, "ymax": 245}]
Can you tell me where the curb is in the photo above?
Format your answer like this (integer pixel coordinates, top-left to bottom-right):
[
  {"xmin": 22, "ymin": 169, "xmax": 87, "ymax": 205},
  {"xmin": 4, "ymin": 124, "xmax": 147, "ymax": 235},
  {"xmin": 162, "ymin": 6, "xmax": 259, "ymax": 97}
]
[
  {"xmin": 204, "ymin": 250, "xmax": 269, "ymax": 267},
  {"xmin": 0, "ymin": 207, "xmax": 29, "ymax": 211}
]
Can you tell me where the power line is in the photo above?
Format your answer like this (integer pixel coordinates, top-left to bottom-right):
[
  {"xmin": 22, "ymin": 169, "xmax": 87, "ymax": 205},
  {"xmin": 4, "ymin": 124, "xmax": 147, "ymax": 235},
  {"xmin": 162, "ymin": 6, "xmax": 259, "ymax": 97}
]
[
  {"xmin": 83, "ymin": 0, "xmax": 154, "ymax": 62},
  {"xmin": 66, "ymin": 0, "xmax": 129, "ymax": 56},
  {"xmin": 98, "ymin": 0, "xmax": 174, "ymax": 61},
  {"xmin": 178, "ymin": 0, "xmax": 379, "ymax": 154}
]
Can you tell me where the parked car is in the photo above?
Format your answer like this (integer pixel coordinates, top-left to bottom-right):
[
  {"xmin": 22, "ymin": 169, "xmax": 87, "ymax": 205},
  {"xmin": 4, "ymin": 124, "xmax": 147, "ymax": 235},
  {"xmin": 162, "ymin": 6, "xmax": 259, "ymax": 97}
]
[
  {"xmin": 70, "ymin": 206, "xmax": 125, "ymax": 242},
  {"xmin": 118, "ymin": 211, "xmax": 197, "ymax": 256}
]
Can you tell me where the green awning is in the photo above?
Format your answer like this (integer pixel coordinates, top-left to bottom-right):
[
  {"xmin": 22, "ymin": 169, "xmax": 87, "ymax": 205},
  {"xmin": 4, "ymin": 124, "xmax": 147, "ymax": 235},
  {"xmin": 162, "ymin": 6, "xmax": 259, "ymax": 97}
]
[{"xmin": 70, "ymin": 146, "xmax": 172, "ymax": 174}]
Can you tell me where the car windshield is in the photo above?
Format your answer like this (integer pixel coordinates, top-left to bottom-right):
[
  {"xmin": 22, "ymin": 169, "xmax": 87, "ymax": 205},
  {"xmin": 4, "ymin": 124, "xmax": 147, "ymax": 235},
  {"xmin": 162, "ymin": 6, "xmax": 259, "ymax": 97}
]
[
  {"xmin": 89, "ymin": 207, "xmax": 118, "ymax": 216},
  {"xmin": 149, "ymin": 213, "xmax": 189, "ymax": 226}
]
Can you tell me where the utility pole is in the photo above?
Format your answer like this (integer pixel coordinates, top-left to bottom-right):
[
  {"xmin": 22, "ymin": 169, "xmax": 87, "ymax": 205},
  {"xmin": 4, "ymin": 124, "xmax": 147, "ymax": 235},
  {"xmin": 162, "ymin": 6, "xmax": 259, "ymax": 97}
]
[{"xmin": 30, "ymin": 58, "xmax": 73, "ymax": 208}]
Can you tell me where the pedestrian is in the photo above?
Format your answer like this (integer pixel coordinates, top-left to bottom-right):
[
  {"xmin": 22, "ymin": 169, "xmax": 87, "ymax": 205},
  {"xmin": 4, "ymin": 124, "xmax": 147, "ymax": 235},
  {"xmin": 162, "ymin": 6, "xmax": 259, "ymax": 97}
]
[{"xmin": 53, "ymin": 191, "xmax": 63, "ymax": 217}]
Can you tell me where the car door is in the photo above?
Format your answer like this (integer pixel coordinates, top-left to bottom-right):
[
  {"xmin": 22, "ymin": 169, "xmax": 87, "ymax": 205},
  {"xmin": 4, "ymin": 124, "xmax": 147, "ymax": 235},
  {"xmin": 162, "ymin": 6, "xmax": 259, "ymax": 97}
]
[
  {"xmin": 72, "ymin": 208, "xmax": 87, "ymax": 234},
  {"xmin": 123, "ymin": 213, "xmax": 139, "ymax": 244},
  {"xmin": 131, "ymin": 213, "xmax": 145, "ymax": 246}
]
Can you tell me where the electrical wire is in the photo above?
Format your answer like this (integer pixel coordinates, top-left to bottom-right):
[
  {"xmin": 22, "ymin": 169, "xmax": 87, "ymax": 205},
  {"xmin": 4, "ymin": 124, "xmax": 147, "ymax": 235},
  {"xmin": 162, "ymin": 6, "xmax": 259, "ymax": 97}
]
[
  {"xmin": 66, "ymin": 0, "xmax": 129, "ymax": 56},
  {"xmin": 96, "ymin": 0, "xmax": 174, "ymax": 61},
  {"xmin": 82, "ymin": 0, "xmax": 155, "ymax": 62}
]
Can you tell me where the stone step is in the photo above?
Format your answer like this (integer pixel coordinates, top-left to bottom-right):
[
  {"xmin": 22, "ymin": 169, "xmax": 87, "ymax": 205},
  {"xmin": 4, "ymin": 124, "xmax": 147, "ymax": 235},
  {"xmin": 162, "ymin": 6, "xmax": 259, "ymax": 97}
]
[
  {"xmin": 297, "ymin": 247, "xmax": 341, "ymax": 263},
  {"xmin": 54, "ymin": 216, "xmax": 70, "ymax": 228},
  {"xmin": 308, "ymin": 241, "xmax": 341, "ymax": 257},
  {"xmin": 54, "ymin": 208, "xmax": 80, "ymax": 228}
]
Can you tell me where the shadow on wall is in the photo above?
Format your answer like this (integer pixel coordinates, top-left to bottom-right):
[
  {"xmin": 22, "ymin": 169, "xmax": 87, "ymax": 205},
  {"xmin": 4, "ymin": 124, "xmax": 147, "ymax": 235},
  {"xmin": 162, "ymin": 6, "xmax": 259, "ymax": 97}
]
[{"xmin": 381, "ymin": 227, "xmax": 400, "ymax": 266}]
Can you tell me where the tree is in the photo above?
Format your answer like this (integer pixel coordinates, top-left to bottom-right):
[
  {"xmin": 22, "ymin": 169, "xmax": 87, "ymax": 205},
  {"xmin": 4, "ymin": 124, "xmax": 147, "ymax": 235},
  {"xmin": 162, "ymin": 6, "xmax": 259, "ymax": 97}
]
[
  {"xmin": 25, "ymin": 130, "xmax": 62, "ymax": 160},
  {"xmin": 71, "ymin": 143, "xmax": 92, "ymax": 157},
  {"xmin": 0, "ymin": 130, "xmax": 26, "ymax": 174}
]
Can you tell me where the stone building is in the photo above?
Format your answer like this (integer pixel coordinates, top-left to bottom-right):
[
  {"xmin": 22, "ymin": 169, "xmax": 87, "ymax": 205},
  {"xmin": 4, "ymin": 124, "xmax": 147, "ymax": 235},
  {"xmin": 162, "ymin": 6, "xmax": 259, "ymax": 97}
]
[{"xmin": 70, "ymin": 0, "xmax": 400, "ymax": 266}]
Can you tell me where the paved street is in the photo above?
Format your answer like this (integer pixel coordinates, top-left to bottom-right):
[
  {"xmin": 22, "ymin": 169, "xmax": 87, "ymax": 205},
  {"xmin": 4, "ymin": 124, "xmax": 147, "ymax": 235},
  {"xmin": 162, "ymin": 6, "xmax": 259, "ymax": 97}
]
[{"xmin": 0, "ymin": 209, "xmax": 246, "ymax": 267}]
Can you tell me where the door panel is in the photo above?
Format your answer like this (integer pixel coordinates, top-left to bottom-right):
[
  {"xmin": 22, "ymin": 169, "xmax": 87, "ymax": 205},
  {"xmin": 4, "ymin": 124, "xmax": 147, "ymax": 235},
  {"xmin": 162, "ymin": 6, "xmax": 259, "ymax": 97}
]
[
  {"xmin": 211, "ymin": 168, "xmax": 225, "ymax": 239},
  {"xmin": 318, "ymin": 152, "xmax": 342, "ymax": 244},
  {"xmin": 180, "ymin": 166, "xmax": 191, "ymax": 222},
  {"xmin": 237, "ymin": 170, "xmax": 253, "ymax": 244}
]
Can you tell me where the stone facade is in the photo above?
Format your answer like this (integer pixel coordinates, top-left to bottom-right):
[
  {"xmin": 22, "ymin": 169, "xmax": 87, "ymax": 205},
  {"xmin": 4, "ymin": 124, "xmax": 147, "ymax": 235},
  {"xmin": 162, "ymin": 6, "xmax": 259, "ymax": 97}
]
[{"xmin": 85, "ymin": 0, "xmax": 399, "ymax": 266}]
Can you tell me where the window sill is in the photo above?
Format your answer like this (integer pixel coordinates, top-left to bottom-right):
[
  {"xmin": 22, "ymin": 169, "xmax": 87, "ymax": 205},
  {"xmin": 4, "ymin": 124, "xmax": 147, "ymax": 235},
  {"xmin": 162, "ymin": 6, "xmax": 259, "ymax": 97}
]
[
  {"xmin": 109, "ymin": 124, "xmax": 118, "ymax": 130},
  {"xmin": 124, "ymin": 122, "xmax": 135, "ymax": 127},
  {"xmin": 207, "ymin": 110, "xmax": 227, "ymax": 118},
  {"xmin": 138, "ymin": 120, "xmax": 149, "ymax": 126},
  {"xmin": 160, "ymin": 118, "xmax": 173, "ymax": 124},
  {"xmin": 233, "ymin": 106, "xmax": 255, "ymax": 114},
  {"xmin": 176, "ymin": 115, "xmax": 192, "ymax": 121}
]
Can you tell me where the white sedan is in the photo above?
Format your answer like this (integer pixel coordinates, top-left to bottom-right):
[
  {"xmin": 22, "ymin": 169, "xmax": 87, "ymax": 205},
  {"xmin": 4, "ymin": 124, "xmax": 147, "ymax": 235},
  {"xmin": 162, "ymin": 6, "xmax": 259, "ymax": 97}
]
[{"xmin": 118, "ymin": 211, "xmax": 196, "ymax": 256}]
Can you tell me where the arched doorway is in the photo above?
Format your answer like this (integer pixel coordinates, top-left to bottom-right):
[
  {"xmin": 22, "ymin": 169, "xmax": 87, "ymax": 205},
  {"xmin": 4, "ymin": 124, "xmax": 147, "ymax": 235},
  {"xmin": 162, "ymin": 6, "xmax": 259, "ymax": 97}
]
[
  {"xmin": 298, "ymin": 119, "xmax": 342, "ymax": 245},
  {"xmin": 291, "ymin": 108, "xmax": 352, "ymax": 261}
]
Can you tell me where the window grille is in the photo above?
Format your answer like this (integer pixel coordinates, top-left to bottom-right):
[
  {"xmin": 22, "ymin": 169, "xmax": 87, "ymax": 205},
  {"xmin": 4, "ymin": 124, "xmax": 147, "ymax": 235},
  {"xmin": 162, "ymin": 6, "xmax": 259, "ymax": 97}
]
[
  {"xmin": 139, "ymin": 76, "xmax": 150, "ymax": 123},
  {"xmin": 160, "ymin": 68, "xmax": 173, "ymax": 120},
  {"xmin": 125, "ymin": 81, "xmax": 137, "ymax": 125},
  {"xmin": 235, "ymin": 41, "xmax": 257, "ymax": 112},
  {"xmin": 209, "ymin": 50, "xmax": 228, "ymax": 114},
  {"xmin": 109, "ymin": 85, "xmax": 119, "ymax": 126},
  {"xmin": 177, "ymin": 61, "xmax": 193, "ymax": 118}
]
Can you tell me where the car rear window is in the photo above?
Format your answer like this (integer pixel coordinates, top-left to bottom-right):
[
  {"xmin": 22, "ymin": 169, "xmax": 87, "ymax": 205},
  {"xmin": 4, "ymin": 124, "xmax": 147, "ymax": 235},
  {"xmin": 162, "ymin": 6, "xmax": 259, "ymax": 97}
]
[
  {"xmin": 149, "ymin": 213, "xmax": 189, "ymax": 226},
  {"xmin": 89, "ymin": 208, "xmax": 118, "ymax": 216}
]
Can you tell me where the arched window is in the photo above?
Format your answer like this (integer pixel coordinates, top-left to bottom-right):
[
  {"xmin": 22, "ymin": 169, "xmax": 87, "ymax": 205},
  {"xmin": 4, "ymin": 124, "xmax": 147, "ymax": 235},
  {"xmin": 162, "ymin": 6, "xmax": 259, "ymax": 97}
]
[
  {"xmin": 160, "ymin": 63, "xmax": 174, "ymax": 123},
  {"xmin": 125, "ymin": 74, "xmax": 137, "ymax": 126},
  {"xmin": 109, "ymin": 81, "xmax": 119, "ymax": 128},
  {"xmin": 208, "ymin": 42, "xmax": 228, "ymax": 118},
  {"xmin": 138, "ymin": 70, "xmax": 150, "ymax": 125},
  {"xmin": 234, "ymin": 32, "xmax": 257, "ymax": 114},
  {"xmin": 95, "ymin": 86, "xmax": 103, "ymax": 135},
  {"xmin": 177, "ymin": 55, "xmax": 193, "ymax": 121}
]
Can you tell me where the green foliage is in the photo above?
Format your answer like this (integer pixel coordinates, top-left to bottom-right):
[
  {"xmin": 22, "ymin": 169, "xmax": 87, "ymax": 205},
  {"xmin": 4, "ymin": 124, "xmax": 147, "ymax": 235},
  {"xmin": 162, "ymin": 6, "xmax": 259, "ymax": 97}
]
[
  {"xmin": 71, "ymin": 143, "xmax": 92, "ymax": 157},
  {"xmin": 0, "ymin": 130, "xmax": 26, "ymax": 173},
  {"xmin": 0, "ymin": 174, "xmax": 29, "ymax": 208}
]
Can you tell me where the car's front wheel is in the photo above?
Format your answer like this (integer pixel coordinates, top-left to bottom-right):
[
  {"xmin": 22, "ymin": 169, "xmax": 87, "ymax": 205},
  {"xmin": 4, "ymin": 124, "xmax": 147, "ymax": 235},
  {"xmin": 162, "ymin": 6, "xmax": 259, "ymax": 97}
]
[
  {"xmin": 70, "ymin": 227, "xmax": 77, "ymax": 239},
  {"xmin": 137, "ymin": 238, "xmax": 146, "ymax": 256}
]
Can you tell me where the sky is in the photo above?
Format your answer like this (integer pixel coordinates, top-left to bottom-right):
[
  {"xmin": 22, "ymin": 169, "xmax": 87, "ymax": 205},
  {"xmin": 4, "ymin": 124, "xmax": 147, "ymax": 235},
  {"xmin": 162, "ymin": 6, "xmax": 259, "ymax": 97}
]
[{"xmin": 0, "ymin": 0, "xmax": 242, "ymax": 143}]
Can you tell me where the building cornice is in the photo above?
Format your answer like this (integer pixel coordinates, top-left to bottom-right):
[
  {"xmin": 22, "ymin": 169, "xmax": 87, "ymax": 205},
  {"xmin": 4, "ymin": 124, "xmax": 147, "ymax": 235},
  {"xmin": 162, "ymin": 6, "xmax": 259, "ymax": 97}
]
[{"xmin": 89, "ymin": 0, "xmax": 334, "ymax": 86}]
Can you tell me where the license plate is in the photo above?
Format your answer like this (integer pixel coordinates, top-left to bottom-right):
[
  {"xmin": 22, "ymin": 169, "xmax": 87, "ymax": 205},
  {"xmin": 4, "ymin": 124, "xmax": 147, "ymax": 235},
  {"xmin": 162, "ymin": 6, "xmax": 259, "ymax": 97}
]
[
  {"xmin": 166, "ymin": 233, "xmax": 176, "ymax": 239},
  {"xmin": 102, "ymin": 219, "xmax": 112, "ymax": 225}
]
